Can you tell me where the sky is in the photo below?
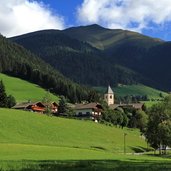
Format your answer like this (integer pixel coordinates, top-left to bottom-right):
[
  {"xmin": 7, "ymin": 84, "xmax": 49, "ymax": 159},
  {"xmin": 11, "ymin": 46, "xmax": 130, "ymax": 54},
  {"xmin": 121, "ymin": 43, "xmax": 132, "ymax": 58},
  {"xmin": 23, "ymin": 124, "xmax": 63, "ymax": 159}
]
[{"xmin": 0, "ymin": 0, "xmax": 171, "ymax": 40}]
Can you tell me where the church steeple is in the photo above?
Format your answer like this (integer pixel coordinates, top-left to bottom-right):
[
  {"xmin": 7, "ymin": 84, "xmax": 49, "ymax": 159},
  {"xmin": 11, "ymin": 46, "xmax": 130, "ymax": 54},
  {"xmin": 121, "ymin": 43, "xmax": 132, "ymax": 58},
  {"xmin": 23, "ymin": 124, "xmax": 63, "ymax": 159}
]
[{"xmin": 104, "ymin": 85, "xmax": 114, "ymax": 106}]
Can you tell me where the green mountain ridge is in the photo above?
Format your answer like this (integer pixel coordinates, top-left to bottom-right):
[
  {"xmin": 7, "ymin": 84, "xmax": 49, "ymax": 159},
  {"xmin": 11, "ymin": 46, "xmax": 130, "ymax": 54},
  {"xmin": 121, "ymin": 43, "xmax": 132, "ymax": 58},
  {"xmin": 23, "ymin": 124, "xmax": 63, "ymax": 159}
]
[
  {"xmin": 9, "ymin": 24, "xmax": 171, "ymax": 91},
  {"xmin": 10, "ymin": 29, "xmax": 152, "ymax": 87},
  {"xmin": 63, "ymin": 24, "xmax": 163, "ymax": 51},
  {"xmin": 63, "ymin": 25, "xmax": 171, "ymax": 90}
]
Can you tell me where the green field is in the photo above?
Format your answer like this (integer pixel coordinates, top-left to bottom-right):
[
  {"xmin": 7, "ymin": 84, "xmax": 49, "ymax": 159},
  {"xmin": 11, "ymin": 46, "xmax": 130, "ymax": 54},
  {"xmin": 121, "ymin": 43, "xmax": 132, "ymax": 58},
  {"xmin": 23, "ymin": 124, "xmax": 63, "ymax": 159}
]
[
  {"xmin": 0, "ymin": 73, "xmax": 59, "ymax": 103},
  {"xmin": 0, "ymin": 108, "xmax": 170, "ymax": 170},
  {"xmin": 95, "ymin": 84, "xmax": 168, "ymax": 99},
  {"xmin": 0, "ymin": 108, "xmax": 147, "ymax": 156}
]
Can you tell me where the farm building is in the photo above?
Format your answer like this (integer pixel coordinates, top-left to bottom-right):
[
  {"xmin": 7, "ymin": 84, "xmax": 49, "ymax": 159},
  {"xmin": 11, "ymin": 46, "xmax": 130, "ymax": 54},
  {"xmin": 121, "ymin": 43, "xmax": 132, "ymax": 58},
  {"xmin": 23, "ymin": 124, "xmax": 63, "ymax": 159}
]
[
  {"xmin": 75, "ymin": 103, "xmax": 103, "ymax": 122},
  {"xmin": 12, "ymin": 101, "xmax": 58, "ymax": 114}
]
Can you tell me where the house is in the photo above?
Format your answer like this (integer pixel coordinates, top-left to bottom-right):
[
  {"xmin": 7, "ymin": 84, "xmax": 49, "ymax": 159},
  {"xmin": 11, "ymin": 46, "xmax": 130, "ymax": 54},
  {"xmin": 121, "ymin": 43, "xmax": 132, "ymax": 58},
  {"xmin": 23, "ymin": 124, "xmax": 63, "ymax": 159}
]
[
  {"xmin": 75, "ymin": 103, "xmax": 103, "ymax": 122},
  {"xmin": 12, "ymin": 101, "xmax": 45, "ymax": 113},
  {"xmin": 43, "ymin": 102, "xmax": 58, "ymax": 114},
  {"xmin": 51, "ymin": 102, "xmax": 58, "ymax": 113},
  {"xmin": 12, "ymin": 101, "xmax": 58, "ymax": 114}
]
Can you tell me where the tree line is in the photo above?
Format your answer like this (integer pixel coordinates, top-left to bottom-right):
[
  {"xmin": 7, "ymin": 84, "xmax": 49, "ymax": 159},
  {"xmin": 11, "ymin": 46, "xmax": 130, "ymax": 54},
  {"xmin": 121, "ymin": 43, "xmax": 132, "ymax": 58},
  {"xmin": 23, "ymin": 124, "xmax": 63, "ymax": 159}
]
[{"xmin": 145, "ymin": 96, "xmax": 171, "ymax": 154}]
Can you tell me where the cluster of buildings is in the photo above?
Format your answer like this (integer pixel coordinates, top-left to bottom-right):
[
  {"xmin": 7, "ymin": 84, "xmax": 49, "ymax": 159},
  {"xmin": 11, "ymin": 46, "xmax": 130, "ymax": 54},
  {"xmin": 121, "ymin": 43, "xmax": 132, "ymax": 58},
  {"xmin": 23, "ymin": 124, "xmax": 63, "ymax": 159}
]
[
  {"xmin": 12, "ymin": 86, "xmax": 144, "ymax": 122},
  {"xmin": 74, "ymin": 86, "xmax": 144, "ymax": 121}
]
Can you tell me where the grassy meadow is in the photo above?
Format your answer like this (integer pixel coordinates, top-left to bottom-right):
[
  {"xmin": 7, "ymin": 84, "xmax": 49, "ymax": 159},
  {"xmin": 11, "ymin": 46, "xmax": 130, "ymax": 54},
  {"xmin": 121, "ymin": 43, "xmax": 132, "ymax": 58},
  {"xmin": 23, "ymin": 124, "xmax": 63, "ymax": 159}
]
[
  {"xmin": 0, "ymin": 108, "xmax": 170, "ymax": 170},
  {"xmin": 0, "ymin": 73, "xmax": 59, "ymax": 103},
  {"xmin": 0, "ymin": 108, "xmax": 147, "ymax": 156},
  {"xmin": 94, "ymin": 84, "xmax": 168, "ymax": 99},
  {"xmin": 0, "ymin": 74, "xmax": 170, "ymax": 170}
]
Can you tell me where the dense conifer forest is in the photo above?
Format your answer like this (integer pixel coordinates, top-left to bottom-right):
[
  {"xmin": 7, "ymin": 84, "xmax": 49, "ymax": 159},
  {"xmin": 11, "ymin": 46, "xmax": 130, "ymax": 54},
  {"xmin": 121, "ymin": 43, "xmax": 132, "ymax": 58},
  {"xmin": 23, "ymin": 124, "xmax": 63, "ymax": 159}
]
[
  {"xmin": 11, "ymin": 25, "xmax": 171, "ymax": 91},
  {"xmin": 0, "ymin": 35, "xmax": 99, "ymax": 103},
  {"xmin": 10, "ymin": 30, "xmax": 144, "ymax": 87}
]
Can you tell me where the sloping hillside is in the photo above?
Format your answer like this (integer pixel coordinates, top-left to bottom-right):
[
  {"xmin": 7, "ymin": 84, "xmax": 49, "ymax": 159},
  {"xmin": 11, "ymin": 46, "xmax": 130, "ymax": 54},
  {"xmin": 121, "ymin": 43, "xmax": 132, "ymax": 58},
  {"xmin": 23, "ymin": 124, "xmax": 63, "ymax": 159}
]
[
  {"xmin": 0, "ymin": 108, "xmax": 147, "ymax": 160},
  {"xmin": 0, "ymin": 34, "xmax": 98, "ymax": 103},
  {"xmin": 63, "ymin": 25, "xmax": 171, "ymax": 90},
  {"xmin": 95, "ymin": 84, "xmax": 168, "ymax": 99},
  {"xmin": 10, "ymin": 24, "xmax": 171, "ymax": 90},
  {"xmin": 0, "ymin": 73, "xmax": 58, "ymax": 103},
  {"xmin": 10, "ymin": 29, "xmax": 149, "ymax": 87}
]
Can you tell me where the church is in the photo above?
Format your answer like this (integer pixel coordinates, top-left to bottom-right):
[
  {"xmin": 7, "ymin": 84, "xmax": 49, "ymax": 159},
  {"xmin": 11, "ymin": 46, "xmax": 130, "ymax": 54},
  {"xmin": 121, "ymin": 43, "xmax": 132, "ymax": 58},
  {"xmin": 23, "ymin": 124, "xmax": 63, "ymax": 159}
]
[
  {"xmin": 104, "ymin": 85, "xmax": 144, "ymax": 110},
  {"xmin": 104, "ymin": 85, "xmax": 114, "ymax": 106}
]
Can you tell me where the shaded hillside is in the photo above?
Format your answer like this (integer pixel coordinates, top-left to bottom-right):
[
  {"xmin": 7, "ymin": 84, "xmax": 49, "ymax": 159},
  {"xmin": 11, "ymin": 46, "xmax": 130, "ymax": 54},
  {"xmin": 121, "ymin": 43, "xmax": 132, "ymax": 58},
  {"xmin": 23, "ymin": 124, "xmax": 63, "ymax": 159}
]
[
  {"xmin": 141, "ymin": 42, "xmax": 171, "ymax": 89},
  {"xmin": 63, "ymin": 25, "xmax": 171, "ymax": 90},
  {"xmin": 0, "ymin": 73, "xmax": 59, "ymax": 102},
  {"xmin": 10, "ymin": 30, "xmax": 148, "ymax": 87},
  {"xmin": 107, "ymin": 41, "xmax": 171, "ymax": 90},
  {"xmin": 0, "ymin": 34, "xmax": 98, "ymax": 103}
]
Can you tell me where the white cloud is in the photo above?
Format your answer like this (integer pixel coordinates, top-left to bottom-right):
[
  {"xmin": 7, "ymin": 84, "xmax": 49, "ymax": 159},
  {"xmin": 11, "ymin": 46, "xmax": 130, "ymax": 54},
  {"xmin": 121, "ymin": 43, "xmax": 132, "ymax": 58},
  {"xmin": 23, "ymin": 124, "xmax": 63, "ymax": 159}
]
[
  {"xmin": 77, "ymin": 0, "xmax": 171, "ymax": 32},
  {"xmin": 0, "ymin": 0, "xmax": 65, "ymax": 37}
]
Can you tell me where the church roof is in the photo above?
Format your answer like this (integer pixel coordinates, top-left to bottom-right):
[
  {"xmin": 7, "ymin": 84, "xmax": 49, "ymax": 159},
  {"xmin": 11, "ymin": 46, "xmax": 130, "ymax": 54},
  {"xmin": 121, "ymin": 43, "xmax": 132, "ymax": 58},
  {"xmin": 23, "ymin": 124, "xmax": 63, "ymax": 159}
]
[{"xmin": 106, "ymin": 85, "xmax": 114, "ymax": 94}]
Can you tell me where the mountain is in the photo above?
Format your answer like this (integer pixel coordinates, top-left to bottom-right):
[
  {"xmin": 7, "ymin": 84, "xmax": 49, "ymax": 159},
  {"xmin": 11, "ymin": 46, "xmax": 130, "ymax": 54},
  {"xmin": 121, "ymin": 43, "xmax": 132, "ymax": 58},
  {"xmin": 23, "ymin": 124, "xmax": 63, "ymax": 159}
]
[
  {"xmin": 63, "ymin": 25, "xmax": 171, "ymax": 90},
  {"xmin": 10, "ymin": 29, "xmax": 149, "ymax": 87},
  {"xmin": 0, "ymin": 34, "xmax": 98, "ymax": 103},
  {"xmin": 10, "ymin": 24, "xmax": 171, "ymax": 91}
]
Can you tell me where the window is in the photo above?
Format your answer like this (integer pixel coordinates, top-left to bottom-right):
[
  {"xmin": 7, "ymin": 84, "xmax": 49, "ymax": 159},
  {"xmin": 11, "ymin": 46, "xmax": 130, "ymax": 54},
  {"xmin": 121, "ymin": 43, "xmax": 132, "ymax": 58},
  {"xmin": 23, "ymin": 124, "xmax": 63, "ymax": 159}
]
[
  {"xmin": 110, "ymin": 95, "xmax": 113, "ymax": 99},
  {"xmin": 78, "ymin": 112, "xmax": 82, "ymax": 116},
  {"xmin": 86, "ymin": 112, "xmax": 90, "ymax": 116}
]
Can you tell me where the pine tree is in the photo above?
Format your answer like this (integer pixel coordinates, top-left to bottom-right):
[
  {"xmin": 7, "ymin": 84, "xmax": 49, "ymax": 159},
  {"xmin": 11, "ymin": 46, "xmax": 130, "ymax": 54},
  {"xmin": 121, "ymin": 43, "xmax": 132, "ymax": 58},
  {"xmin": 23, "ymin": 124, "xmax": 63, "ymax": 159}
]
[
  {"xmin": 6, "ymin": 95, "xmax": 16, "ymax": 108},
  {"xmin": 0, "ymin": 80, "xmax": 7, "ymax": 107},
  {"xmin": 58, "ymin": 96, "xmax": 68, "ymax": 114}
]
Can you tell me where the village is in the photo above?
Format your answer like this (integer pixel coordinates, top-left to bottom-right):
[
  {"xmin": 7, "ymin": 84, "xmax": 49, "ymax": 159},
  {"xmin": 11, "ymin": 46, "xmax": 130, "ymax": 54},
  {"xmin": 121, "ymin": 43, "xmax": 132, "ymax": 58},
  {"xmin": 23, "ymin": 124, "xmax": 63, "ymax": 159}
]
[{"xmin": 12, "ymin": 86, "xmax": 144, "ymax": 123}]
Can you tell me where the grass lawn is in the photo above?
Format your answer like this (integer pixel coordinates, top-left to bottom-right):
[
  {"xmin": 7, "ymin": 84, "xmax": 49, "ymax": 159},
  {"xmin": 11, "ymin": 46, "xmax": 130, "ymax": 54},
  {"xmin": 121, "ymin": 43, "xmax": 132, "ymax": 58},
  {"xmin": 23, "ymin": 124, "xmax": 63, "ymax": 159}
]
[
  {"xmin": 0, "ymin": 108, "xmax": 146, "ymax": 154},
  {"xmin": 0, "ymin": 73, "xmax": 59, "ymax": 103},
  {"xmin": 0, "ymin": 108, "xmax": 170, "ymax": 170},
  {"xmin": 0, "ymin": 152, "xmax": 170, "ymax": 171},
  {"xmin": 0, "ymin": 143, "xmax": 170, "ymax": 171}
]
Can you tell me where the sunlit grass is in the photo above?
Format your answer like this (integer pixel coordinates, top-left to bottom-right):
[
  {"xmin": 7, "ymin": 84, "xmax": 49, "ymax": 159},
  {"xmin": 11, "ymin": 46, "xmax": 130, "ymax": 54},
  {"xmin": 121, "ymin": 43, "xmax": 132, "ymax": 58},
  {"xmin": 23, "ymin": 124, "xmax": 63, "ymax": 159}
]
[{"xmin": 0, "ymin": 73, "xmax": 59, "ymax": 102}]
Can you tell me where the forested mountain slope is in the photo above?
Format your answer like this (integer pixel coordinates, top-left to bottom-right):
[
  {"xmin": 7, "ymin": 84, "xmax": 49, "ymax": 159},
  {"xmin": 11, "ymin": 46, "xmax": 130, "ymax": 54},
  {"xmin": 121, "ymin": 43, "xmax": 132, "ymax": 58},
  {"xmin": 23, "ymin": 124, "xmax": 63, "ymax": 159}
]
[
  {"xmin": 10, "ymin": 30, "xmax": 149, "ymax": 87},
  {"xmin": 10, "ymin": 24, "xmax": 171, "ymax": 90},
  {"xmin": 0, "ymin": 34, "xmax": 98, "ymax": 103}
]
